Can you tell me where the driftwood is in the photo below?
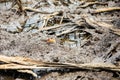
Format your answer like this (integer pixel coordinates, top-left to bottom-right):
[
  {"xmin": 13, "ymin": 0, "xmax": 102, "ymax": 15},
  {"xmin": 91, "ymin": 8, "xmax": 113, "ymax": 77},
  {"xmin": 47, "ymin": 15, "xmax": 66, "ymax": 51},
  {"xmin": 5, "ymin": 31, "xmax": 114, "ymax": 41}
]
[{"xmin": 0, "ymin": 55, "xmax": 120, "ymax": 77}]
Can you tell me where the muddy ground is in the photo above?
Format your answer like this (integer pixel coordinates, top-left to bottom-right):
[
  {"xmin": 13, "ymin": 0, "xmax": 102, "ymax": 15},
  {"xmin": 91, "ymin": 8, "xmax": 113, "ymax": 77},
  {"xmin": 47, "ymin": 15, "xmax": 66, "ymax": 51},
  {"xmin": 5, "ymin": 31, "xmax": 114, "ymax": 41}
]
[{"xmin": 0, "ymin": 0, "xmax": 120, "ymax": 80}]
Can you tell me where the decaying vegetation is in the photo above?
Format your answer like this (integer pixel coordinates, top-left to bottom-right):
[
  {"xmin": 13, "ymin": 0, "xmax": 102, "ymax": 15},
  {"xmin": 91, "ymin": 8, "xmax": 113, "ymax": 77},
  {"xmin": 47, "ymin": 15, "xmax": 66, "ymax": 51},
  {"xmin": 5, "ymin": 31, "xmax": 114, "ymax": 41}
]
[{"xmin": 0, "ymin": 0, "xmax": 120, "ymax": 80}]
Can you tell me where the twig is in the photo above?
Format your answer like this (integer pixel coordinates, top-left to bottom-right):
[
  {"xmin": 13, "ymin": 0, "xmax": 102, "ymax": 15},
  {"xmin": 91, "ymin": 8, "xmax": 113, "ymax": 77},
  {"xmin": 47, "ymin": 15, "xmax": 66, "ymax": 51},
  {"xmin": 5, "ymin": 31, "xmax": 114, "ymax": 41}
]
[
  {"xmin": 23, "ymin": 7, "xmax": 56, "ymax": 14},
  {"xmin": 17, "ymin": 70, "xmax": 37, "ymax": 77},
  {"xmin": 16, "ymin": 0, "xmax": 23, "ymax": 12},
  {"xmin": 39, "ymin": 23, "xmax": 75, "ymax": 31},
  {"xmin": 83, "ymin": 15, "xmax": 120, "ymax": 35},
  {"xmin": 0, "ymin": 0, "xmax": 11, "ymax": 3},
  {"xmin": 91, "ymin": 7, "xmax": 120, "ymax": 13},
  {"xmin": 79, "ymin": 1, "xmax": 107, "ymax": 8},
  {"xmin": 56, "ymin": 26, "xmax": 76, "ymax": 36}
]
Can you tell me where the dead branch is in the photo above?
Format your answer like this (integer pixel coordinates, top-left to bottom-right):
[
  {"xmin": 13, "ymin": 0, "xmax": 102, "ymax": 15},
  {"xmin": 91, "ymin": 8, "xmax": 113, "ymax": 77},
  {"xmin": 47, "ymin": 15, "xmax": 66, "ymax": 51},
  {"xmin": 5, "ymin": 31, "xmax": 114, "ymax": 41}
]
[
  {"xmin": 91, "ymin": 7, "xmax": 120, "ymax": 13},
  {"xmin": 23, "ymin": 7, "xmax": 56, "ymax": 14},
  {"xmin": 56, "ymin": 26, "xmax": 76, "ymax": 36},
  {"xmin": 79, "ymin": 1, "xmax": 107, "ymax": 8},
  {"xmin": 0, "ymin": 55, "xmax": 120, "ymax": 71},
  {"xmin": 39, "ymin": 23, "xmax": 74, "ymax": 31},
  {"xmin": 0, "ymin": 0, "xmax": 11, "ymax": 3}
]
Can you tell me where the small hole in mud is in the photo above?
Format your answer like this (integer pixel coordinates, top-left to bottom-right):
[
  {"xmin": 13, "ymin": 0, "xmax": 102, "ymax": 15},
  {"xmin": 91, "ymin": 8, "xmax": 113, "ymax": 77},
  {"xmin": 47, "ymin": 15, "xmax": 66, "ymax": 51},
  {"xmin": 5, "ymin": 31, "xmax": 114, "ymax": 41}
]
[
  {"xmin": 75, "ymin": 76, "xmax": 82, "ymax": 80},
  {"xmin": 48, "ymin": 32, "xmax": 55, "ymax": 35},
  {"xmin": 111, "ymin": 48, "xmax": 117, "ymax": 53},
  {"xmin": 106, "ymin": 43, "xmax": 111, "ymax": 48},
  {"xmin": 53, "ymin": 57, "xmax": 59, "ymax": 62},
  {"xmin": 46, "ymin": 51, "xmax": 49, "ymax": 54},
  {"xmin": 91, "ymin": 13, "xmax": 94, "ymax": 16},
  {"xmin": 27, "ymin": 50, "xmax": 30, "ymax": 53},
  {"xmin": 57, "ymin": 11, "xmax": 63, "ymax": 16},
  {"xmin": 117, "ymin": 15, "xmax": 119, "ymax": 17},
  {"xmin": 94, "ymin": 37, "xmax": 100, "ymax": 41},
  {"xmin": 95, "ymin": 30, "xmax": 103, "ymax": 34},
  {"xmin": 29, "ymin": 54, "xmax": 32, "ymax": 56},
  {"xmin": 87, "ymin": 25, "xmax": 95, "ymax": 29},
  {"xmin": 62, "ymin": 18, "xmax": 71, "ymax": 23},
  {"xmin": 41, "ymin": 54, "xmax": 44, "ymax": 57},
  {"xmin": 111, "ymin": 14, "xmax": 114, "ymax": 17},
  {"xmin": 115, "ymin": 1, "xmax": 118, "ymax": 3},
  {"xmin": 116, "ymin": 56, "xmax": 120, "ymax": 61}
]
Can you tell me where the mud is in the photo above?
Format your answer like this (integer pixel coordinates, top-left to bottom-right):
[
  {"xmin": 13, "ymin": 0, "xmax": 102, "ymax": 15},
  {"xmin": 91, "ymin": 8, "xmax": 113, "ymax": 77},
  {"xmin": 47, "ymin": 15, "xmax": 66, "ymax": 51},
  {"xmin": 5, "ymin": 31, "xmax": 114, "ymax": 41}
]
[{"xmin": 0, "ymin": 0, "xmax": 120, "ymax": 80}]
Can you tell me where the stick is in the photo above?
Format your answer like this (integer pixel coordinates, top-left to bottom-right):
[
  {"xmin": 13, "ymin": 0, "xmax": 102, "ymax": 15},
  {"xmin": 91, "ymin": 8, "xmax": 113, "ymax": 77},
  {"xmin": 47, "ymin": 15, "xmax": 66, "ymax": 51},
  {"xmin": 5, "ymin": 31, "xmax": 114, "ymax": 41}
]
[
  {"xmin": 56, "ymin": 26, "xmax": 76, "ymax": 36},
  {"xmin": 79, "ymin": 2, "xmax": 107, "ymax": 8},
  {"xmin": 39, "ymin": 23, "xmax": 75, "ymax": 31},
  {"xmin": 91, "ymin": 7, "xmax": 120, "ymax": 13},
  {"xmin": 23, "ymin": 7, "xmax": 56, "ymax": 14},
  {"xmin": 83, "ymin": 15, "xmax": 120, "ymax": 35},
  {"xmin": 0, "ymin": 55, "xmax": 120, "ymax": 77},
  {"xmin": 0, "ymin": 55, "xmax": 120, "ymax": 71}
]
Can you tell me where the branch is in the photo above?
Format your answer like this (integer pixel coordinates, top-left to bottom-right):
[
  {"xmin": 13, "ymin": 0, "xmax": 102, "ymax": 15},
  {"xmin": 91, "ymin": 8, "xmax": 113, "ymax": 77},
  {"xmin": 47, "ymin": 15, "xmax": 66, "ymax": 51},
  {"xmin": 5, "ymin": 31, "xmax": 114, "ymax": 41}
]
[
  {"xmin": 91, "ymin": 7, "xmax": 120, "ymax": 13},
  {"xmin": 0, "ymin": 55, "xmax": 119, "ymax": 72},
  {"xmin": 79, "ymin": 2, "xmax": 107, "ymax": 8}
]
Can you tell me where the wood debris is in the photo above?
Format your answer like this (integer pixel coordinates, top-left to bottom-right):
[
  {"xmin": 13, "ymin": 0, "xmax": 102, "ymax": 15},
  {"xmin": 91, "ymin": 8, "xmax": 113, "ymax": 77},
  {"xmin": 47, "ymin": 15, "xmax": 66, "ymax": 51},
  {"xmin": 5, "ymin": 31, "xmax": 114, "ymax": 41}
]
[
  {"xmin": 91, "ymin": 7, "xmax": 120, "ymax": 13},
  {"xmin": 0, "ymin": 55, "xmax": 120, "ymax": 77}
]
